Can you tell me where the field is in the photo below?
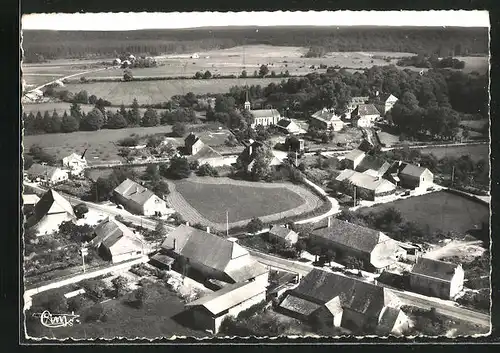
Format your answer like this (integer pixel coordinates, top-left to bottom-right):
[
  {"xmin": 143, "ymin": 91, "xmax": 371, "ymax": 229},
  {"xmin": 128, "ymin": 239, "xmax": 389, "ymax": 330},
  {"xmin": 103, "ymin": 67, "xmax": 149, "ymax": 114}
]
[
  {"xmin": 456, "ymin": 56, "xmax": 490, "ymax": 74},
  {"xmin": 460, "ymin": 119, "xmax": 489, "ymax": 131},
  {"xmin": 55, "ymin": 77, "xmax": 285, "ymax": 105},
  {"xmin": 358, "ymin": 190, "xmax": 489, "ymax": 236},
  {"xmin": 26, "ymin": 283, "xmax": 207, "ymax": 339},
  {"xmin": 420, "ymin": 144, "xmax": 489, "ymax": 162},
  {"xmin": 167, "ymin": 176, "xmax": 323, "ymax": 230},
  {"xmin": 22, "ymin": 102, "xmax": 168, "ymax": 116},
  {"xmin": 23, "ymin": 125, "xmax": 173, "ymax": 165}
]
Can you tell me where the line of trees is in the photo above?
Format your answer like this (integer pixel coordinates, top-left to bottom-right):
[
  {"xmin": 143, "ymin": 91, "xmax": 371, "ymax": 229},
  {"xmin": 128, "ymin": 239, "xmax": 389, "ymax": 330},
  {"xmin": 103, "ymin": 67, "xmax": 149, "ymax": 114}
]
[
  {"xmin": 396, "ymin": 55, "xmax": 466, "ymax": 69},
  {"xmin": 22, "ymin": 27, "xmax": 488, "ymax": 61}
]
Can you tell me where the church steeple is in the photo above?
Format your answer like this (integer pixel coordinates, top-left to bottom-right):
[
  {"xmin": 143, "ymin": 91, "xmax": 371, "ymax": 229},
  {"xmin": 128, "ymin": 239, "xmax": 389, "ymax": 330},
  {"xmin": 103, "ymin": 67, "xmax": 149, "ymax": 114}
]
[{"xmin": 244, "ymin": 86, "xmax": 251, "ymax": 111}]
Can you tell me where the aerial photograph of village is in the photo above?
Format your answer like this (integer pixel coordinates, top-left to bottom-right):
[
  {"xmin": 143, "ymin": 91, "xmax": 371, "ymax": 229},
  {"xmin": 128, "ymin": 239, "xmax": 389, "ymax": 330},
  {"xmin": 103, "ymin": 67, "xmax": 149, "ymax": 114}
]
[{"xmin": 21, "ymin": 11, "xmax": 490, "ymax": 340}]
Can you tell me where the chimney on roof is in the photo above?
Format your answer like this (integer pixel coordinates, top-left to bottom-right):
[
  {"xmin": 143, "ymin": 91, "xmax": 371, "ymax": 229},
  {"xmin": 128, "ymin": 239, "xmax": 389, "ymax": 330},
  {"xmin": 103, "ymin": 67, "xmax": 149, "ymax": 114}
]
[
  {"xmin": 328, "ymin": 217, "xmax": 332, "ymax": 228},
  {"xmin": 285, "ymin": 224, "xmax": 289, "ymax": 229},
  {"xmin": 185, "ymin": 222, "xmax": 189, "ymax": 227},
  {"xmin": 206, "ymin": 226, "xmax": 210, "ymax": 234}
]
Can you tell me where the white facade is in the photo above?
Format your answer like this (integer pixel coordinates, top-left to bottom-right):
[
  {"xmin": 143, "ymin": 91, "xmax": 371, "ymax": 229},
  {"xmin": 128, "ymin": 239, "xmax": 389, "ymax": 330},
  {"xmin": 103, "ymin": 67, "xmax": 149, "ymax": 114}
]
[
  {"xmin": 356, "ymin": 115, "xmax": 378, "ymax": 128},
  {"xmin": 62, "ymin": 153, "xmax": 88, "ymax": 176},
  {"xmin": 35, "ymin": 213, "xmax": 74, "ymax": 236},
  {"xmin": 384, "ymin": 95, "xmax": 399, "ymax": 114},
  {"xmin": 142, "ymin": 195, "xmax": 169, "ymax": 216}
]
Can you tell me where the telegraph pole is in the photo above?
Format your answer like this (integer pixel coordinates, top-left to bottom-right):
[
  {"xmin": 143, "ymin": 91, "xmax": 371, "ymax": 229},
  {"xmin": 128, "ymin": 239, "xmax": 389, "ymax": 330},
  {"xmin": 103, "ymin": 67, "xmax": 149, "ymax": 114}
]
[
  {"xmin": 451, "ymin": 166, "xmax": 455, "ymax": 186},
  {"xmin": 226, "ymin": 210, "xmax": 229, "ymax": 237},
  {"xmin": 353, "ymin": 186, "xmax": 357, "ymax": 207},
  {"xmin": 81, "ymin": 245, "xmax": 88, "ymax": 273}
]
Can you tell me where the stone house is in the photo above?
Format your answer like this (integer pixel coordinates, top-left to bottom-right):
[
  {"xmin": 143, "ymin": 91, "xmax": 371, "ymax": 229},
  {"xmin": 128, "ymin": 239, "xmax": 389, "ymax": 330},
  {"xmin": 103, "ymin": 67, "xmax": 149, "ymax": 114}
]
[
  {"xmin": 268, "ymin": 225, "xmax": 299, "ymax": 246},
  {"xmin": 113, "ymin": 178, "xmax": 169, "ymax": 216}
]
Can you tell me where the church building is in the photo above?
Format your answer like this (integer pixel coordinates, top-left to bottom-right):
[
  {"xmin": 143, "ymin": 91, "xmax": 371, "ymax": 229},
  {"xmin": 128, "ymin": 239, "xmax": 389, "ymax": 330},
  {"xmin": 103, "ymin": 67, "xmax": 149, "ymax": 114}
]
[{"xmin": 244, "ymin": 91, "xmax": 281, "ymax": 128}]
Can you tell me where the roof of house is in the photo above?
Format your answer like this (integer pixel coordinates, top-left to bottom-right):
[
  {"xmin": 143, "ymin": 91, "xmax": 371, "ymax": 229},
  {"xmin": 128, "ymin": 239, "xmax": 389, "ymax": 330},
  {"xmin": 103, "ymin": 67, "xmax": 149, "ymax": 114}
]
[
  {"xmin": 336, "ymin": 169, "xmax": 396, "ymax": 193},
  {"xmin": 290, "ymin": 269, "xmax": 394, "ymax": 317},
  {"xmin": 344, "ymin": 149, "xmax": 366, "ymax": 162},
  {"xmin": 312, "ymin": 220, "xmax": 391, "ymax": 254},
  {"xmin": 185, "ymin": 133, "xmax": 202, "ymax": 146},
  {"xmin": 161, "ymin": 224, "xmax": 249, "ymax": 272},
  {"xmin": 26, "ymin": 189, "xmax": 76, "ymax": 228},
  {"xmin": 350, "ymin": 97, "xmax": 370, "ymax": 106},
  {"xmin": 400, "ymin": 164, "xmax": 431, "ymax": 178},
  {"xmin": 113, "ymin": 179, "xmax": 157, "ymax": 207},
  {"xmin": 311, "ymin": 109, "xmax": 342, "ymax": 123},
  {"xmin": 90, "ymin": 217, "xmax": 142, "ymax": 254},
  {"xmin": 276, "ymin": 119, "xmax": 301, "ymax": 131},
  {"xmin": 185, "ymin": 279, "xmax": 266, "ymax": 316},
  {"xmin": 411, "ymin": 257, "xmax": 459, "ymax": 282},
  {"xmin": 279, "ymin": 294, "xmax": 322, "ymax": 316},
  {"xmin": 269, "ymin": 225, "xmax": 298, "ymax": 240},
  {"xmin": 356, "ymin": 155, "xmax": 392, "ymax": 175},
  {"xmin": 378, "ymin": 306, "xmax": 403, "ymax": 333},
  {"xmin": 23, "ymin": 194, "xmax": 40, "ymax": 205},
  {"xmin": 354, "ymin": 104, "xmax": 380, "ymax": 117},
  {"xmin": 225, "ymin": 258, "xmax": 269, "ymax": 283},
  {"xmin": 26, "ymin": 164, "xmax": 63, "ymax": 179},
  {"xmin": 384, "ymin": 94, "xmax": 399, "ymax": 103},
  {"xmin": 250, "ymin": 109, "xmax": 281, "ymax": 119},
  {"xmin": 63, "ymin": 152, "xmax": 86, "ymax": 162},
  {"xmin": 150, "ymin": 253, "xmax": 175, "ymax": 266},
  {"xmin": 190, "ymin": 145, "xmax": 223, "ymax": 160}
]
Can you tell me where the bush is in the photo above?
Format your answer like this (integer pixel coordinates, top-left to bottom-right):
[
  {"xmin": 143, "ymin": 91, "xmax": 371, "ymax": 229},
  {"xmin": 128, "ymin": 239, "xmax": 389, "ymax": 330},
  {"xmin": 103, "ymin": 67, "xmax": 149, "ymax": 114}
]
[
  {"xmin": 118, "ymin": 136, "xmax": 139, "ymax": 147},
  {"xmin": 73, "ymin": 203, "xmax": 89, "ymax": 219},
  {"xmin": 80, "ymin": 279, "xmax": 107, "ymax": 300},
  {"xmin": 111, "ymin": 276, "xmax": 129, "ymax": 297},
  {"xmin": 84, "ymin": 303, "xmax": 104, "ymax": 322},
  {"xmin": 246, "ymin": 217, "xmax": 264, "ymax": 234},
  {"xmin": 197, "ymin": 163, "xmax": 219, "ymax": 177},
  {"xmin": 67, "ymin": 296, "xmax": 84, "ymax": 313}
]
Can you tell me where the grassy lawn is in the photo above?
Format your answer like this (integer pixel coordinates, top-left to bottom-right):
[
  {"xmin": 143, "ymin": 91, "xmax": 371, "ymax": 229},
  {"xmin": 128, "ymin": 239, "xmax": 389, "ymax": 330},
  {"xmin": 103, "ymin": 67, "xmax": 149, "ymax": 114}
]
[
  {"xmin": 358, "ymin": 190, "xmax": 489, "ymax": 236},
  {"xmin": 27, "ymin": 283, "xmax": 207, "ymax": 339},
  {"xmin": 420, "ymin": 144, "xmax": 489, "ymax": 162},
  {"xmin": 377, "ymin": 131, "xmax": 400, "ymax": 146},
  {"xmin": 173, "ymin": 178, "xmax": 307, "ymax": 224},
  {"xmin": 23, "ymin": 125, "xmax": 173, "ymax": 165},
  {"xmin": 54, "ymin": 77, "xmax": 285, "ymax": 105}
]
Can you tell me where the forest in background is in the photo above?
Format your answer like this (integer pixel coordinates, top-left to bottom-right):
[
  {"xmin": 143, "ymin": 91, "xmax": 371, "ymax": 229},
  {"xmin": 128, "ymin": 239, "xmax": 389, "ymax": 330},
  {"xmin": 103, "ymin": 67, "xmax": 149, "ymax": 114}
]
[{"xmin": 22, "ymin": 26, "xmax": 488, "ymax": 62}]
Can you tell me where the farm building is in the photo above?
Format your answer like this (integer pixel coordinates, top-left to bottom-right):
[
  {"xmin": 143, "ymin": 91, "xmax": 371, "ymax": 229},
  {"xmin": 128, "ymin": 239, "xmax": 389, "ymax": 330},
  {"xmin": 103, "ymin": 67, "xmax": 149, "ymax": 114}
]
[
  {"xmin": 22, "ymin": 194, "xmax": 40, "ymax": 215},
  {"xmin": 184, "ymin": 133, "xmax": 231, "ymax": 166},
  {"xmin": 62, "ymin": 152, "xmax": 88, "ymax": 176},
  {"xmin": 185, "ymin": 279, "xmax": 267, "ymax": 334},
  {"xmin": 355, "ymin": 155, "xmax": 392, "ymax": 178},
  {"xmin": 383, "ymin": 94, "xmax": 399, "ymax": 114},
  {"xmin": 113, "ymin": 178, "xmax": 169, "ymax": 216},
  {"xmin": 310, "ymin": 108, "xmax": 345, "ymax": 131},
  {"xmin": 343, "ymin": 96, "xmax": 370, "ymax": 119},
  {"xmin": 398, "ymin": 164, "xmax": 434, "ymax": 190},
  {"xmin": 352, "ymin": 104, "xmax": 381, "ymax": 128},
  {"xmin": 244, "ymin": 93, "xmax": 282, "ymax": 128},
  {"xmin": 191, "ymin": 53, "xmax": 200, "ymax": 59},
  {"xmin": 276, "ymin": 119, "xmax": 304, "ymax": 135},
  {"xmin": 121, "ymin": 60, "xmax": 132, "ymax": 68},
  {"xmin": 185, "ymin": 133, "xmax": 205, "ymax": 155},
  {"xmin": 25, "ymin": 189, "xmax": 76, "ymax": 236},
  {"xmin": 310, "ymin": 217, "xmax": 405, "ymax": 270},
  {"xmin": 160, "ymin": 224, "xmax": 269, "ymax": 286},
  {"xmin": 268, "ymin": 225, "xmax": 299, "ymax": 246},
  {"xmin": 342, "ymin": 149, "xmax": 366, "ymax": 170},
  {"xmin": 240, "ymin": 139, "xmax": 282, "ymax": 173},
  {"xmin": 409, "ymin": 258, "xmax": 465, "ymax": 300},
  {"xmin": 26, "ymin": 164, "xmax": 68, "ymax": 185},
  {"xmin": 278, "ymin": 269, "xmax": 408, "ymax": 335},
  {"xmin": 335, "ymin": 169, "xmax": 397, "ymax": 201},
  {"xmin": 113, "ymin": 58, "xmax": 122, "ymax": 65},
  {"xmin": 89, "ymin": 217, "xmax": 144, "ymax": 263}
]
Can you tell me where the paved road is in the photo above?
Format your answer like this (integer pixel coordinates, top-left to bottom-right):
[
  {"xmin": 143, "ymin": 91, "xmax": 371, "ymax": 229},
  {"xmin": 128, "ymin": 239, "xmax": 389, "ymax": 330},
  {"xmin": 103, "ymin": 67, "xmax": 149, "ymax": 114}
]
[{"xmin": 244, "ymin": 246, "xmax": 490, "ymax": 327}]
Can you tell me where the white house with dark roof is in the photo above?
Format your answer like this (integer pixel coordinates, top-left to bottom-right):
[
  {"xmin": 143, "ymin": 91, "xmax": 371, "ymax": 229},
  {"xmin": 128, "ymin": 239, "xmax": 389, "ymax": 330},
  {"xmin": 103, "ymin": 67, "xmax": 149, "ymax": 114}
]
[
  {"xmin": 62, "ymin": 152, "xmax": 88, "ymax": 176},
  {"xmin": 160, "ymin": 224, "xmax": 269, "ymax": 286},
  {"xmin": 25, "ymin": 189, "xmax": 76, "ymax": 236},
  {"xmin": 278, "ymin": 269, "xmax": 409, "ymax": 335},
  {"xmin": 26, "ymin": 164, "xmax": 68, "ymax": 185},
  {"xmin": 343, "ymin": 149, "xmax": 366, "ymax": 170},
  {"xmin": 355, "ymin": 155, "xmax": 392, "ymax": 178},
  {"xmin": 268, "ymin": 225, "xmax": 299, "ymax": 247},
  {"xmin": 185, "ymin": 279, "xmax": 267, "ymax": 334},
  {"xmin": 276, "ymin": 119, "xmax": 304, "ymax": 134},
  {"xmin": 90, "ymin": 217, "xmax": 144, "ymax": 263},
  {"xmin": 409, "ymin": 258, "xmax": 465, "ymax": 300},
  {"xmin": 383, "ymin": 94, "xmax": 399, "ymax": 114},
  {"xmin": 184, "ymin": 133, "xmax": 205, "ymax": 156},
  {"xmin": 310, "ymin": 108, "xmax": 345, "ymax": 131},
  {"xmin": 113, "ymin": 178, "xmax": 168, "ymax": 216},
  {"xmin": 244, "ymin": 93, "xmax": 281, "ymax": 128},
  {"xmin": 336, "ymin": 169, "xmax": 396, "ymax": 201},
  {"xmin": 23, "ymin": 194, "xmax": 40, "ymax": 215},
  {"xmin": 311, "ymin": 218, "xmax": 405, "ymax": 270},
  {"xmin": 398, "ymin": 164, "xmax": 434, "ymax": 190},
  {"xmin": 352, "ymin": 104, "xmax": 381, "ymax": 127}
]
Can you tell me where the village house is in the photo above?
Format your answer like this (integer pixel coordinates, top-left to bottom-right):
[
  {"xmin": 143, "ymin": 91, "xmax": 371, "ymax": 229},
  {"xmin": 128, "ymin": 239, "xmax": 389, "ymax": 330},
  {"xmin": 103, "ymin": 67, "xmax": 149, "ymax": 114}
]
[
  {"xmin": 278, "ymin": 269, "xmax": 409, "ymax": 335},
  {"xmin": 241, "ymin": 139, "xmax": 282, "ymax": 173},
  {"xmin": 409, "ymin": 257, "xmax": 465, "ymax": 300},
  {"xmin": 276, "ymin": 118, "xmax": 304, "ymax": 135},
  {"xmin": 335, "ymin": 169, "xmax": 397, "ymax": 201},
  {"xmin": 310, "ymin": 108, "xmax": 345, "ymax": 131},
  {"xmin": 342, "ymin": 149, "xmax": 366, "ymax": 170},
  {"xmin": 383, "ymin": 94, "xmax": 399, "ymax": 115},
  {"xmin": 113, "ymin": 58, "xmax": 121, "ymax": 65},
  {"xmin": 352, "ymin": 104, "xmax": 381, "ymax": 128},
  {"xmin": 113, "ymin": 178, "xmax": 169, "ymax": 216},
  {"xmin": 25, "ymin": 189, "xmax": 76, "ymax": 236},
  {"xmin": 184, "ymin": 133, "xmax": 232, "ymax": 167},
  {"xmin": 89, "ymin": 217, "xmax": 144, "ymax": 263},
  {"xmin": 343, "ymin": 96, "xmax": 370, "ymax": 119},
  {"xmin": 268, "ymin": 225, "xmax": 299, "ymax": 247},
  {"xmin": 160, "ymin": 224, "xmax": 269, "ymax": 286},
  {"xmin": 398, "ymin": 164, "xmax": 434, "ymax": 190},
  {"xmin": 62, "ymin": 152, "xmax": 88, "ymax": 176},
  {"xmin": 185, "ymin": 279, "xmax": 268, "ymax": 334},
  {"xmin": 244, "ymin": 93, "xmax": 281, "ymax": 128},
  {"xmin": 26, "ymin": 163, "xmax": 68, "ymax": 185},
  {"xmin": 184, "ymin": 133, "xmax": 205, "ymax": 155},
  {"xmin": 355, "ymin": 155, "xmax": 392, "ymax": 178},
  {"xmin": 311, "ymin": 217, "xmax": 405, "ymax": 270},
  {"xmin": 23, "ymin": 194, "xmax": 40, "ymax": 215}
]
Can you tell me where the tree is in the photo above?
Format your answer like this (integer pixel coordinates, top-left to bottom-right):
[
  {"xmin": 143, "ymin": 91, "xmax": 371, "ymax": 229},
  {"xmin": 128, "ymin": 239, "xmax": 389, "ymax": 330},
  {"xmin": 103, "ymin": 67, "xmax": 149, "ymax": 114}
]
[
  {"xmin": 61, "ymin": 113, "xmax": 79, "ymax": 132},
  {"xmin": 141, "ymin": 108, "xmax": 160, "ymax": 127},
  {"xmin": 215, "ymin": 95, "xmax": 235, "ymax": 113},
  {"xmin": 42, "ymin": 110, "xmax": 51, "ymax": 133},
  {"xmin": 144, "ymin": 164, "xmax": 160, "ymax": 181},
  {"xmin": 194, "ymin": 71, "xmax": 203, "ymax": 79},
  {"xmin": 107, "ymin": 112, "xmax": 128, "ymax": 129},
  {"xmin": 172, "ymin": 122, "xmax": 187, "ymax": 137},
  {"xmin": 73, "ymin": 90, "xmax": 89, "ymax": 104},
  {"xmin": 24, "ymin": 155, "xmax": 34, "ymax": 170},
  {"xmin": 70, "ymin": 102, "xmax": 83, "ymax": 121},
  {"xmin": 224, "ymin": 134, "xmax": 238, "ymax": 147},
  {"xmin": 129, "ymin": 98, "xmax": 141, "ymax": 126},
  {"xmin": 197, "ymin": 163, "xmax": 219, "ymax": 177},
  {"xmin": 124, "ymin": 69, "xmax": 134, "ymax": 81},
  {"xmin": 166, "ymin": 156, "xmax": 191, "ymax": 179},
  {"xmin": 189, "ymin": 160, "xmax": 200, "ymax": 171},
  {"xmin": 250, "ymin": 146, "xmax": 274, "ymax": 181},
  {"xmin": 81, "ymin": 108, "xmax": 105, "ymax": 131},
  {"xmin": 259, "ymin": 64, "xmax": 269, "ymax": 77},
  {"xmin": 111, "ymin": 276, "xmax": 129, "ymax": 297},
  {"xmin": 151, "ymin": 180, "xmax": 169, "ymax": 197},
  {"xmin": 32, "ymin": 291, "xmax": 68, "ymax": 314},
  {"xmin": 73, "ymin": 203, "xmax": 89, "ymax": 219},
  {"xmin": 88, "ymin": 94, "xmax": 98, "ymax": 105},
  {"xmin": 134, "ymin": 287, "xmax": 149, "ymax": 307},
  {"xmin": 241, "ymin": 70, "xmax": 248, "ymax": 78},
  {"xmin": 246, "ymin": 217, "xmax": 264, "ymax": 234},
  {"xmin": 150, "ymin": 219, "xmax": 168, "ymax": 240},
  {"xmin": 203, "ymin": 70, "xmax": 212, "ymax": 79}
]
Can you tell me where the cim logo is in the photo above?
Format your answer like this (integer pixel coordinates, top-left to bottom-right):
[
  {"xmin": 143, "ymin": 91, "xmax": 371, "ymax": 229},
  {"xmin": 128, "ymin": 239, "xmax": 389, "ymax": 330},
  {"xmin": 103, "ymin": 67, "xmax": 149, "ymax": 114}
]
[{"xmin": 35, "ymin": 310, "xmax": 81, "ymax": 328}]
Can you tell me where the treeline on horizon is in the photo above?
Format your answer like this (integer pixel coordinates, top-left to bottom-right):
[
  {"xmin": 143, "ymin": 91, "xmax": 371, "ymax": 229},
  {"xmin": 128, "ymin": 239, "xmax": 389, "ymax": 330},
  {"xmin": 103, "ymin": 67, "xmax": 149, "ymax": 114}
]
[{"xmin": 22, "ymin": 26, "xmax": 488, "ymax": 62}]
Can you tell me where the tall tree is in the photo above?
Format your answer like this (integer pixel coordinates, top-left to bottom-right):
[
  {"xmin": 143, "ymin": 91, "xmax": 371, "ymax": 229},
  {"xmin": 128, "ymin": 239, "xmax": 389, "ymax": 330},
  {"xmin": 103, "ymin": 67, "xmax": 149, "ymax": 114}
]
[
  {"xmin": 70, "ymin": 102, "xmax": 83, "ymax": 121},
  {"xmin": 61, "ymin": 113, "xmax": 79, "ymax": 133},
  {"xmin": 81, "ymin": 108, "xmax": 105, "ymax": 131},
  {"xmin": 130, "ymin": 98, "xmax": 141, "ymax": 125},
  {"xmin": 107, "ymin": 112, "xmax": 128, "ymax": 129},
  {"xmin": 141, "ymin": 108, "xmax": 160, "ymax": 127}
]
